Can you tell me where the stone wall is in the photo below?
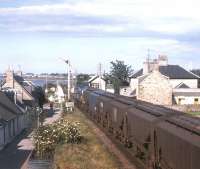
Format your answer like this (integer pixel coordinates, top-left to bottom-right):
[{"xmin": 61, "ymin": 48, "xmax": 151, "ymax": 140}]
[{"xmin": 137, "ymin": 71, "xmax": 172, "ymax": 105}]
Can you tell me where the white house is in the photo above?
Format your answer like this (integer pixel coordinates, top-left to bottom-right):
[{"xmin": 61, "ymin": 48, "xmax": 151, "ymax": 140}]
[
  {"xmin": 88, "ymin": 75, "xmax": 107, "ymax": 91},
  {"xmin": 55, "ymin": 84, "xmax": 65, "ymax": 103},
  {"xmin": 130, "ymin": 55, "xmax": 200, "ymax": 105}
]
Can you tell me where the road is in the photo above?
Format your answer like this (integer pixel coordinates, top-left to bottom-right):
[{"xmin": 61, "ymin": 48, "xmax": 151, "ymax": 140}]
[{"xmin": 0, "ymin": 106, "xmax": 61, "ymax": 169}]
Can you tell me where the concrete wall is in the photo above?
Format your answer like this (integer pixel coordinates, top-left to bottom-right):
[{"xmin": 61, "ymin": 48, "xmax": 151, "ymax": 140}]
[
  {"xmin": 169, "ymin": 79, "xmax": 198, "ymax": 88},
  {"xmin": 137, "ymin": 71, "xmax": 172, "ymax": 105}
]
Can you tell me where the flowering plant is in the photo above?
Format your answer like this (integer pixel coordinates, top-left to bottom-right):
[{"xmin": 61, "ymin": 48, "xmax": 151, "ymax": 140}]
[{"xmin": 33, "ymin": 118, "xmax": 81, "ymax": 158}]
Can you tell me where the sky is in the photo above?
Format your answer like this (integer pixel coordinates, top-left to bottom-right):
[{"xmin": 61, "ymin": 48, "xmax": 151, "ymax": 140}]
[{"xmin": 0, "ymin": 0, "xmax": 200, "ymax": 74}]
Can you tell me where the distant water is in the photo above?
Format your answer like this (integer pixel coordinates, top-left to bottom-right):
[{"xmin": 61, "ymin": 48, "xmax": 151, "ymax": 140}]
[
  {"xmin": 31, "ymin": 79, "xmax": 68, "ymax": 87},
  {"xmin": 0, "ymin": 76, "xmax": 67, "ymax": 87}
]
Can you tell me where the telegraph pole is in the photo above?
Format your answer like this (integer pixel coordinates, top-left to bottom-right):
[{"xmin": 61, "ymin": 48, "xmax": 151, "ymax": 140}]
[{"xmin": 67, "ymin": 60, "xmax": 71, "ymax": 101}]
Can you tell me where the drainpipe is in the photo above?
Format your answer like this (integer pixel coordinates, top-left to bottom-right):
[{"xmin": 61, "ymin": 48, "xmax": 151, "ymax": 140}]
[{"xmin": 14, "ymin": 91, "xmax": 17, "ymax": 105}]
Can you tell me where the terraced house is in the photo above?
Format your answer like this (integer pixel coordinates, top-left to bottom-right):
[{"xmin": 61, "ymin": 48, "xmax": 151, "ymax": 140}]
[{"xmin": 0, "ymin": 91, "xmax": 27, "ymax": 150}]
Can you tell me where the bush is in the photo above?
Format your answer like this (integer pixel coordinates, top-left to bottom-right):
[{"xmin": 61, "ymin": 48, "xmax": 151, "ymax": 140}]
[{"xmin": 33, "ymin": 118, "xmax": 82, "ymax": 158}]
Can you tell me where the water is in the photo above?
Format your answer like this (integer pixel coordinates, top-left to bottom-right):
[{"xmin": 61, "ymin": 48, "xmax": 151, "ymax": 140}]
[
  {"xmin": 31, "ymin": 79, "xmax": 68, "ymax": 87},
  {"xmin": 0, "ymin": 76, "xmax": 67, "ymax": 87}
]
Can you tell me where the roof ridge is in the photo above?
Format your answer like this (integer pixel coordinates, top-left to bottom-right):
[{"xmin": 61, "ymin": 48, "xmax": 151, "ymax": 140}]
[{"xmin": 14, "ymin": 79, "xmax": 34, "ymax": 99}]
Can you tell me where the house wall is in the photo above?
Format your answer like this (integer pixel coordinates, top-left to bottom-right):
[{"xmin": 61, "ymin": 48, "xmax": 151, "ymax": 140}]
[
  {"xmin": 0, "ymin": 115, "xmax": 26, "ymax": 150},
  {"xmin": 90, "ymin": 78, "xmax": 106, "ymax": 90},
  {"xmin": 169, "ymin": 79, "xmax": 198, "ymax": 88},
  {"xmin": 0, "ymin": 127, "xmax": 4, "ymax": 149},
  {"xmin": 106, "ymin": 88, "xmax": 114, "ymax": 93},
  {"xmin": 130, "ymin": 78, "xmax": 138, "ymax": 90},
  {"xmin": 174, "ymin": 96, "xmax": 200, "ymax": 105},
  {"xmin": 14, "ymin": 81, "xmax": 33, "ymax": 101},
  {"xmin": 120, "ymin": 86, "xmax": 134, "ymax": 97},
  {"xmin": 137, "ymin": 71, "xmax": 172, "ymax": 105},
  {"xmin": 3, "ymin": 71, "xmax": 34, "ymax": 102}
]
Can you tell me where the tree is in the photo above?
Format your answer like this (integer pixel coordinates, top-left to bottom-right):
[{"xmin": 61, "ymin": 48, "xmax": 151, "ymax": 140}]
[
  {"xmin": 107, "ymin": 60, "xmax": 133, "ymax": 94},
  {"xmin": 76, "ymin": 74, "xmax": 90, "ymax": 85},
  {"xmin": 33, "ymin": 86, "xmax": 46, "ymax": 108}
]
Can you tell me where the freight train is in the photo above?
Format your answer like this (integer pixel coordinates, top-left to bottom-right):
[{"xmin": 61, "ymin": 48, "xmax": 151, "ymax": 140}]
[{"xmin": 75, "ymin": 88, "xmax": 200, "ymax": 169}]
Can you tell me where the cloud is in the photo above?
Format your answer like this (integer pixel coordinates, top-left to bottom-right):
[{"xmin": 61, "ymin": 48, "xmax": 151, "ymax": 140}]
[{"xmin": 0, "ymin": 0, "xmax": 200, "ymax": 42}]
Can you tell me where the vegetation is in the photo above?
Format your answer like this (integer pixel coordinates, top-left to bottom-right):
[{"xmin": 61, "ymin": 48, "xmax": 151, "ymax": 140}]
[
  {"xmin": 32, "ymin": 86, "xmax": 46, "ymax": 108},
  {"xmin": 76, "ymin": 73, "xmax": 90, "ymax": 85},
  {"xmin": 33, "ymin": 118, "xmax": 82, "ymax": 158},
  {"xmin": 188, "ymin": 112, "xmax": 200, "ymax": 117},
  {"xmin": 106, "ymin": 60, "xmax": 133, "ymax": 94},
  {"xmin": 54, "ymin": 109, "xmax": 122, "ymax": 169}
]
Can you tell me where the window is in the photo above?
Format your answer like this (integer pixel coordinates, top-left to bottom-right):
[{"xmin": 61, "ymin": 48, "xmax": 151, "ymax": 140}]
[
  {"xmin": 178, "ymin": 98, "xmax": 185, "ymax": 105},
  {"xmin": 91, "ymin": 83, "xmax": 99, "ymax": 89},
  {"xmin": 194, "ymin": 98, "xmax": 199, "ymax": 104}
]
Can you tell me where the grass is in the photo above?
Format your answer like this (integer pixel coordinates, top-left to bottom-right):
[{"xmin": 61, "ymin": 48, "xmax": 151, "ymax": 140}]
[
  {"xmin": 187, "ymin": 112, "xmax": 200, "ymax": 116},
  {"xmin": 53, "ymin": 109, "xmax": 122, "ymax": 169}
]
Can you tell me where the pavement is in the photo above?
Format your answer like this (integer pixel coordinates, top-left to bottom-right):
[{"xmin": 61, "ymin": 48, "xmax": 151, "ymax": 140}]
[{"xmin": 0, "ymin": 106, "xmax": 61, "ymax": 169}]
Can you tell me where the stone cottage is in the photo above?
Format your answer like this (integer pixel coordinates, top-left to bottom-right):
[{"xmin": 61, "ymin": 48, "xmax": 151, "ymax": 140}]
[
  {"xmin": 137, "ymin": 70, "xmax": 172, "ymax": 105},
  {"xmin": 2, "ymin": 69, "xmax": 35, "ymax": 106},
  {"xmin": 130, "ymin": 55, "xmax": 200, "ymax": 105}
]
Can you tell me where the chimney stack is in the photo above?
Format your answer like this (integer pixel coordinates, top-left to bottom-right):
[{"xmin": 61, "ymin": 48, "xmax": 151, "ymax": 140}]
[{"xmin": 5, "ymin": 68, "xmax": 14, "ymax": 88}]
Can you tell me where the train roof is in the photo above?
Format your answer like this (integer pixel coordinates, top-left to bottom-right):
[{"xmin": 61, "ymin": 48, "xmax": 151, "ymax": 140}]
[
  {"xmin": 109, "ymin": 100, "xmax": 132, "ymax": 110},
  {"xmin": 128, "ymin": 107, "xmax": 158, "ymax": 122},
  {"xmin": 166, "ymin": 114, "xmax": 200, "ymax": 136},
  {"xmin": 157, "ymin": 119, "xmax": 200, "ymax": 147},
  {"xmin": 87, "ymin": 88, "xmax": 183, "ymax": 117}
]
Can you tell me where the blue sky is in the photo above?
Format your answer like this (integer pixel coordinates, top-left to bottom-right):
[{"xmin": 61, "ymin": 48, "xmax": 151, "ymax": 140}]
[{"xmin": 0, "ymin": 0, "xmax": 200, "ymax": 73}]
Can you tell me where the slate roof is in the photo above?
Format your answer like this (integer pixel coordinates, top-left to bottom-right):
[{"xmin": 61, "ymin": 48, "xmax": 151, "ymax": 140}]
[
  {"xmin": 173, "ymin": 91, "xmax": 200, "ymax": 97},
  {"xmin": 88, "ymin": 75, "xmax": 107, "ymax": 83},
  {"xmin": 0, "ymin": 91, "xmax": 22, "ymax": 121},
  {"xmin": 131, "ymin": 69, "xmax": 143, "ymax": 78},
  {"xmin": 14, "ymin": 75, "xmax": 24, "ymax": 85},
  {"xmin": 0, "ymin": 92, "xmax": 22, "ymax": 115},
  {"xmin": 159, "ymin": 65, "xmax": 199, "ymax": 79},
  {"xmin": 14, "ymin": 75, "xmax": 35, "ymax": 100},
  {"xmin": 131, "ymin": 65, "xmax": 200, "ymax": 79}
]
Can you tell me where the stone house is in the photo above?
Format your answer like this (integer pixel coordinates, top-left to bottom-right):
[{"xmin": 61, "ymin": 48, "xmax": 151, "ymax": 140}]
[
  {"xmin": 130, "ymin": 55, "xmax": 200, "ymax": 105},
  {"xmin": 137, "ymin": 70, "xmax": 172, "ymax": 105},
  {"xmin": 2, "ymin": 69, "xmax": 35, "ymax": 106}
]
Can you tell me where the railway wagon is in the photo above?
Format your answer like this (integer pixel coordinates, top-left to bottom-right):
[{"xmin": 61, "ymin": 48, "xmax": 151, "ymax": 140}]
[
  {"xmin": 153, "ymin": 114, "xmax": 200, "ymax": 169},
  {"xmin": 88, "ymin": 91, "xmax": 99, "ymax": 118},
  {"xmin": 106, "ymin": 100, "xmax": 131, "ymax": 139},
  {"xmin": 81, "ymin": 88, "xmax": 93, "ymax": 112},
  {"xmin": 78, "ymin": 88, "xmax": 200, "ymax": 169},
  {"xmin": 96, "ymin": 95, "xmax": 113, "ymax": 126}
]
